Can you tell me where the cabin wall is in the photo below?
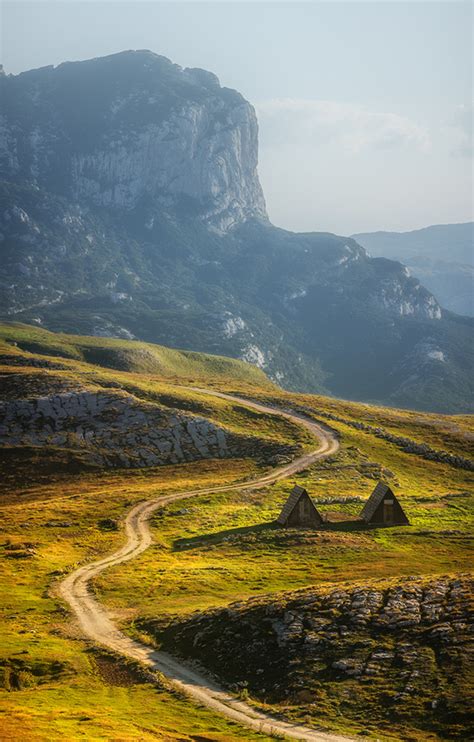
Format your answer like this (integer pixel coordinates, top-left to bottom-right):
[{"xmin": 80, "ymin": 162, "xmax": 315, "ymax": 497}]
[
  {"xmin": 285, "ymin": 493, "xmax": 322, "ymax": 527},
  {"xmin": 286, "ymin": 508, "xmax": 322, "ymax": 527},
  {"xmin": 370, "ymin": 498, "xmax": 409, "ymax": 525}
]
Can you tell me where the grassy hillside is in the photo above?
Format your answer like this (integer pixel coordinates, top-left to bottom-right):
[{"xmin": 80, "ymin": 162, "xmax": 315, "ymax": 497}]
[
  {"xmin": 0, "ymin": 322, "xmax": 274, "ymax": 389},
  {"xmin": 0, "ymin": 323, "xmax": 472, "ymax": 741}
]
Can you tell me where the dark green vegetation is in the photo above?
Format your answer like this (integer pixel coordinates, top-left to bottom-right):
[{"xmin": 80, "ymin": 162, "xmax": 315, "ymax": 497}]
[
  {"xmin": 354, "ymin": 223, "xmax": 474, "ymax": 317},
  {"xmin": 143, "ymin": 576, "xmax": 473, "ymax": 742},
  {"xmin": 1, "ymin": 325, "xmax": 472, "ymax": 741},
  {"xmin": 1, "ymin": 50, "xmax": 473, "ymax": 412}
]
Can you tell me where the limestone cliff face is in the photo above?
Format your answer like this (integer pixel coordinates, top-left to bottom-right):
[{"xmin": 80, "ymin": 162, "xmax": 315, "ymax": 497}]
[
  {"xmin": 72, "ymin": 91, "xmax": 265, "ymax": 231},
  {"xmin": 0, "ymin": 51, "xmax": 266, "ymax": 232}
]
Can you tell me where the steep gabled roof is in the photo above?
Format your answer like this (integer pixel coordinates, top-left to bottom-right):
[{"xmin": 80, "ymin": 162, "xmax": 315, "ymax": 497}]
[
  {"xmin": 360, "ymin": 481, "xmax": 394, "ymax": 521},
  {"xmin": 277, "ymin": 485, "xmax": 322, "ymax": 525}
]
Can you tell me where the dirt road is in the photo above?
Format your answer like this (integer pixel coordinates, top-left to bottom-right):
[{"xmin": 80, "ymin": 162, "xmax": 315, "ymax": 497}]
[{"xmin": 60, "ymin": 391, "xmax": 354, "ymax": 741}]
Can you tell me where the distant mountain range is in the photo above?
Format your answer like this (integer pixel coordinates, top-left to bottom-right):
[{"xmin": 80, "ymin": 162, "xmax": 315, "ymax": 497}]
[
  {"xmin": 353, "ymin": 223, "xmax": 473, "ymax": 317},
  {"xmin": 1, "ymin": 51, "xmax": 472, "ymax": 412}
]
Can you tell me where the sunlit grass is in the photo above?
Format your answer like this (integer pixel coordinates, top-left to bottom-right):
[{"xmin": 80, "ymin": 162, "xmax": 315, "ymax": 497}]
[{"xmin": 0, "ymin": 459, "xmax": 273, "ymax": 741}]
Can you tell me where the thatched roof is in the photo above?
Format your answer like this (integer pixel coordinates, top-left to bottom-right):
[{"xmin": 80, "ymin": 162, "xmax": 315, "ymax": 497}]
[
  {"xmin": 277, "ymin": 485, "xmax": 322, "ymax": 525},
  {"xmin": 360, "ymin": 481, "xmax": 395, "ymax": 521}
]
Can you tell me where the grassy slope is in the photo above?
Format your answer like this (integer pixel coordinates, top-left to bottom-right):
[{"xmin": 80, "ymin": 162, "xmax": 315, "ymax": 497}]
[
  {"xmin": 0, "ymin": 322, "xmax": 274, "ymax": 390},
  {"xmin": 98, "ymin": 401, "xmax": 473, "ymax": 617},
  {"xmin": 0, "ymin": 460, "xmax": 272, "ymax": 741},
  {"xmin": 0, "ymin": 323, "xmax": 473, "ymax": 741}
]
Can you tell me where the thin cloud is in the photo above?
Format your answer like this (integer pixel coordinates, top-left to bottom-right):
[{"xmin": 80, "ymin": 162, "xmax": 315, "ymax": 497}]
[
  {"xmin": 445, "ymin": 102, "xmax": 473, "ymax": 158},
  {"xmin": 257, "ymin": 98, "xmax": 431, "ymax": 154}
]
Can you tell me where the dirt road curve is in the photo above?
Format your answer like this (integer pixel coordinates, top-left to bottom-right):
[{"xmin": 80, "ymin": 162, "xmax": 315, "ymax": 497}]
[{"xmin": 60, "ymin": 390, "xmax": 353, "ymax": 741}]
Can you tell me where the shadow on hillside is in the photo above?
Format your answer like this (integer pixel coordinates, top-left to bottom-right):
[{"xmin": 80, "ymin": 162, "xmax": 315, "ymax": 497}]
[
  {"xmin": 321, "ymin": 517, "xmax": 368, "ymax": 532},
  {"xmin": 173, "ymin": 521, "xmax": 279, "ymax": 550},
  {"xmin": 172, "ymin": 516, "xmax": 377, "ymax": 551}
]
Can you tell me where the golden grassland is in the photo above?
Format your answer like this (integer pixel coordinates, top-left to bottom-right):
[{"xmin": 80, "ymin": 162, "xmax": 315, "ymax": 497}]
[
  {"xmin": 0, "ymin": 322, "xmax": 473, "ymax": 741},
  {"xmin": 97, "ymin": 404, "xmax": 473, "ymax": 618},
  {"xmin": 1, "ymin": 459, "xmax": 274, "ymax": 741}
]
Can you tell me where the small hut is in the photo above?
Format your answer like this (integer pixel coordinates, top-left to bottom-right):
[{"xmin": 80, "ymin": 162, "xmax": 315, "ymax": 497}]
[
  {"xmin": 360, "ymin": 482, "xmax": 409, "ymax": 526},
  {"xmin": 277, "ymin": 485, "xmax": 323, "ymax": 528}
]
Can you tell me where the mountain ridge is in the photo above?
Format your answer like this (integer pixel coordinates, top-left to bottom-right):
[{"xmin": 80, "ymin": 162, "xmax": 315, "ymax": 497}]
[{"xmin": 353, "ymin": 222, "xmax": 474, "ymax": 317}]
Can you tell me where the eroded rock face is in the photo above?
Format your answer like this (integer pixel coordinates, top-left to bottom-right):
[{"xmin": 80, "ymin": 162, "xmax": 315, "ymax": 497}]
[
  {"xmin": 144, "ymin": 575, "xmax": 473, "ymax": 738},
  {"xmin": 0, "ymin": 50, "xmax": 266, "ymax": 233},
  {"xmin": 72, "ymin": 100, "xmax": 266, "ymax": 232},
  {"xmin": 0, "ymin": 386, "xmax": 295, "ymax": 469}
]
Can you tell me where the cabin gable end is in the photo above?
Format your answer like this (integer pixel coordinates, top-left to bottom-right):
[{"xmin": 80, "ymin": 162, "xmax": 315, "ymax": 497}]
[{"xmin": 277, "ymin": 486, "xmax": 323, "ymax": 528}]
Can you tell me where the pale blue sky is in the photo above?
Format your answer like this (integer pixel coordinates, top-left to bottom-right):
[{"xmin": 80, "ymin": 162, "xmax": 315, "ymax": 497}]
[{"xmin": 1, "ymin": 1, "xmax": 473, "ymax": 234}]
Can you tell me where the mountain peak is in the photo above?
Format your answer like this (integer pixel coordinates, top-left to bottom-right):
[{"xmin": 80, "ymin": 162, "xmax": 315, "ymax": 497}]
[{"xmin": 1, "ymin": 50, "xmax": 267, "ymax": 232}]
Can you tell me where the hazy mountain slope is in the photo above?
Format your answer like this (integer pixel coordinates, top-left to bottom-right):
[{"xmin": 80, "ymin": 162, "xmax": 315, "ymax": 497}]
[
  {"xmin": 1, "ymin": 50, "xmax": 473, "ymax": 412},
  {"xmin": 353, "ymin": 223, "xmax": 474, "ymax": 316}
]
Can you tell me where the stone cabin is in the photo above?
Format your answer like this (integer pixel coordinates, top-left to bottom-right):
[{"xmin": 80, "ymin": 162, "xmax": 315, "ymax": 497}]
[
  {"xmin": 360, "ymin": 482, "xmax": 409, "ymax": 526},
  {"xmin": 277, "ymin": 485, "xmax": 324, "ymax": 528}
]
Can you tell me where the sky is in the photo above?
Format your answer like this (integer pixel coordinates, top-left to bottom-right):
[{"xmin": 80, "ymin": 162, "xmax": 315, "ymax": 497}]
[{"xmin": 1, "ymin": 0, "xmax": 473, "ymax": 235}]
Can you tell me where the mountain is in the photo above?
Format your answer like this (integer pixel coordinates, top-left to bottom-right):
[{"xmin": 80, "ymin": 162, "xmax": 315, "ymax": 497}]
[
  {"xmin": 353, "ymin": 223, "xmax": 474, "ymax": 317},
  {"xmin": 1, "ymin": 50, "xmax": 473, "ymax": 412}
]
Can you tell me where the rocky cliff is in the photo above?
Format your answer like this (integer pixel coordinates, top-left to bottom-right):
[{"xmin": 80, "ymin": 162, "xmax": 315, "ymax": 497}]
[
  {"xmin": 0, "ymin": 51, "xmax": 266, "ymax": 232},
  {"xmin": 354, "ymin": 223, "xmax": 474, "ymax": 316},
  {"xmin": 1, "ymin": 51, "xmax": 472, "ymax": 412}
]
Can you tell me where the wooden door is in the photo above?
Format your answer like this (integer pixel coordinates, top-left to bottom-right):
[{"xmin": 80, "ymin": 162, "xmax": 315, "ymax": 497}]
[
  {"xmin": 383, "ymin": 500, "xmax": 394, "ymax": 524},
  {"xmin": 299, "ymin": 497, "xmax": 310, "ymax": 522}
]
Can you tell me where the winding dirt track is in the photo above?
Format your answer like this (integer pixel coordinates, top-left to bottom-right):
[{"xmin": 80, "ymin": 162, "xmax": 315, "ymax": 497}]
[{"xmin": 60, "ymin": 390, "xmax": 354, "ymax": 741}]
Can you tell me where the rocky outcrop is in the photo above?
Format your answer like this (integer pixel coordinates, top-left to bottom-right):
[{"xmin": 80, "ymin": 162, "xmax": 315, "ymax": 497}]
[
  {"xmin": 285, "ymin": 402, "xmax": 474, "ymax": 471},
  {"xmin": 353, "ymin": 223, "xmax": 474, "ymax": 317},
  {"xmin": 72, "ymin": 97, "xmax": 266, "ymax": 232},
  {"xmin": 143, "ymin": 575, "xmax": 473, "ymax": 739},
  {"xmin": 0, "ymin": 50, "xmax": 267, "ymax": 233},
  {"xmin": 0, "ymin": 386, "xmax": 297, "ymax": 469}
]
